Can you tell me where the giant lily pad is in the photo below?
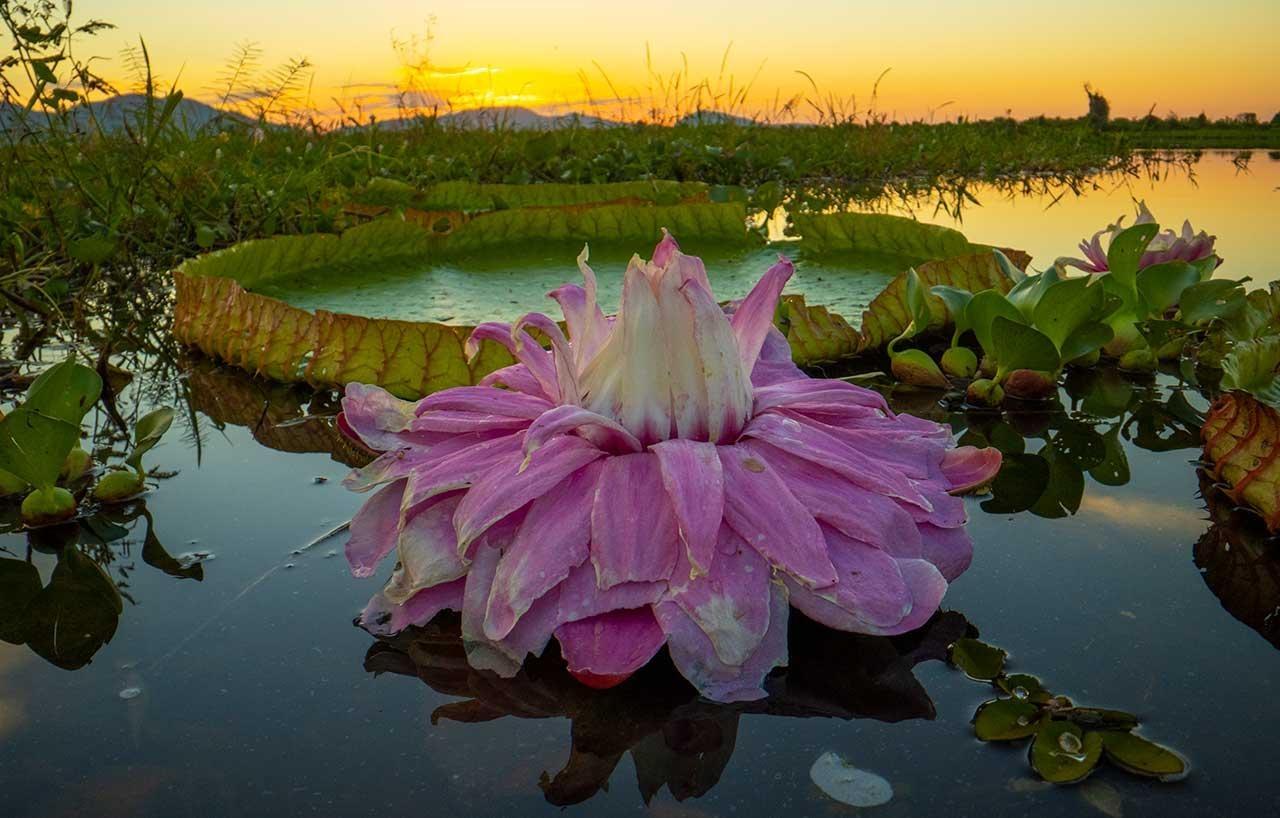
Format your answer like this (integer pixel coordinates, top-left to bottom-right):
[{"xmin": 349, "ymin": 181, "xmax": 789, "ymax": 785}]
[{"xmin": 174, "ymin": 186, "xmax": 1019, "ymax": 398}]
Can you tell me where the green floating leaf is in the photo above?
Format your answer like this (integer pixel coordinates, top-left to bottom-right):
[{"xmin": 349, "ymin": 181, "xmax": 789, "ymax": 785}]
[
  {"xmin": 1100, "ymin": 732, "xmax": 1189, "ymax": 781},
  {"xmin": 998, "ymin": 673, "xmax": 1052, "ymax": 704},
  {"xmin": 25, "ymin": 357, "xmax": 103, "ymax": 427},
  {"xmin": 1030, "ymin": 722, "xmax": 1104, "ymax": 784},
  {"xmin": 0, "ymin": 408, "xmax": 81, "ymax": 489},
  {"xmin": 974, "ymin": 698, "xmax": 1043, "ymax": 741},
  {"xmin": 949, "ymin": 637, "xmax": 1007, "ymax": 681},
  {"xmin": 1066, "ymin": 707, "xmax": 1140, "ymax": 731},
  {"xmin": 1180, "ymin": 278, "xmax": 1247, "ymax": 324},
  {"xmin": 968, "ymin": 290, "xmax": 1025, "ymax": 358}
]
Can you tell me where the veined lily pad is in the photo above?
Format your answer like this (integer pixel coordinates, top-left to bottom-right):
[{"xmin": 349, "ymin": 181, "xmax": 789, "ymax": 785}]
[
  {"xmin": 1201, "ymin": 392, "xmax": 1280, "ymax": 529},
  {"xmin": 974, "ymin": 698, "xmax": 1043, "ymax": 741},
  {"xmin": 175, "ymin": 188, "xmax": 1019, "ymax": 398},
  {"xmin": 1100, "ymin": 732, "xmax": 1188, "ymax": 781}
]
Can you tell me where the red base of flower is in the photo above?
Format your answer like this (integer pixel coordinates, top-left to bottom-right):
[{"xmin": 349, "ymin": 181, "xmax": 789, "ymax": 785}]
[{"xmin": 568, "ymin": 669, "xmax": 634, "ymax": 690}]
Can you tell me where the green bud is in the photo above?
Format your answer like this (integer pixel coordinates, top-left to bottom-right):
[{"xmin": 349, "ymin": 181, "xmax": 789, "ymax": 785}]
[
  {"xmin": 1118, "ymin": 348, "xmax": 1157, "ymax": 373},
  {"xmin": 1155, "ymin": 335, "xmax": 1186, "ymax": 361},
  {"xmin": 21, "ymin": 486, "xmax": 77, "ymax": 527},
  {"xmin": 890, "ymin": 348, "xmax": 949, "ymax": 388},
  {"xmin": 978, "ymin": 355, "xmax": 998, "ymax": 378},
  {"xmin": 1066, "ymin": 348, "xmax": 1101, "ymax": 368},
  {"xmin": 60, "ymin": 447, "xmax": 94, "ymax": 482},
  {"xmin": 966, "ymin": 378, "xmax": 1005, "ymax": 407},
  {"xmin": 0, "ymin": 468, "xmax": 28, "ymax": 498},
  {"xmin": 1003, "ymin": 369, "xmax": 1058, "ymax": 401},
  {"xmin": 941, "ymin": 347, "xmax": 978, "ymax": 379},
  {"xmin": 92, "ymin": 470, "xmax": 146, "ymax": 504}
]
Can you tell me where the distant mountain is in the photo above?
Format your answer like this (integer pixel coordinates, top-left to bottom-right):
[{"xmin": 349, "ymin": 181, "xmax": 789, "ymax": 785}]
[
  {"xmin": 342, "ymin": 106, "xmax": 618, "ymax": 132},
  {"xmin": 1, "ymin": 93, "xmax": 251, "ymax": 135}
]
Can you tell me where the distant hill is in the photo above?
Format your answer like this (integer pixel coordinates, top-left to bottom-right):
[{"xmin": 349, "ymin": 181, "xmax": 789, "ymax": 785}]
[
  {"xmin": 341, "ymin": 106, "xmax": 618, "ymax": 132},
  {"xmin": 1, "ymin": 94, "xmax": 251, "ymax": 135}
]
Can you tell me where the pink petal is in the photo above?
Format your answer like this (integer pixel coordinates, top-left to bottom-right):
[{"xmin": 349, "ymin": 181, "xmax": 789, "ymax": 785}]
[
  {"xmin": 357, "ymin": 575, "xmax": 466, "ymax": 636},
  {"xmin": 460, "ymin": 545, "xmax": 558, "ymax": 676},
  {"xmin": 513, "ymin": 311, "xmax": 580, "ymax": 403},
  {"xmin": 346, "ymin": 479, "xmax": 405, "ymax": 577},
  {"xmin": 395, "ymin": 492, "xmax": 467, "ymax": 598},
  {"xmin": 666, "ymin": 526, "xmax": 772, "ymax": 666},
  {"xmin": 752, "ymin": 377, "xmax": 890, "ymax": 418},
  {"xmin": 555, "ymin": 561, "xmax": 664, "ymax": 623},
  {"xmin": 590, "ymin": 452, "xmax": 681, "ymax": 588},
  {"xmin": 479, "ymin": 363, "xmax": 545, "ymax": 396},
  {"xmin": 651, "ymin": 438, "xmax": 724, "ymax": 576},
  {"xmin": 677, "ymin": 276, "xmax": 753, "ymax": 443},
  {"xmin": 467, "ymin": 322, "xmax": 560, "ymax": 402},
  {"xmin": 416, "ymin": 385, "xmax": 552, "ymax": 419},
  {"xmin": 340, "ymin": 383, "xmax": 424, "ymax": 451},
  {"xmin": 409, "ymin": 411, "xmax": 535, "ymax": 435},
  {"xmin": 454, "ymin": 435, "xmax": 605, "ymax": 551},
  {"xmin": 655, "ymin": 581, "xmax": 790, "ymax": 703},
  {"xmin": 785, "ymin": 525, "xmax": 912, "ymax": 630},
  {"xmin": 651, "ymin": 228, "xmax": 681, "ymax": 268},
  {"xmin": 749, "ymin": 326, "xmax": 805, "ymax": 387},
  {"xmin": 717, "ymin": 444, "xmax": 837, "ymax": 589},
  {"xmin": 918, "ymin": 522, "xmax": 973, "ymax": 581},
  {"xmin": 730, "ymin": 255, "xmax": 793, "ymax": 376},
  {"xmin": 484, "ymin": 461, "xmax": 602, "ymax": 640},
  {"xmin": 523, "ymin": 405, "xmax": 643, "ymax": 459},
  {"xmin": 741, "ymin": 412, "xmax": 933, "ymax": 510},
  {"xmin": 555, "ymin": 607, "xmax": 666, "ymax": 677},
  {"xmin": 939, "ymin": 446, "xmax": 1002, "ymax": 494},
  {"xmin": 746, "ymin": 440, "xmax": 922, "ymax": 559},
  {"xmin": 398, "ymin": 432, "xmax": 526, "ymax": 510}
]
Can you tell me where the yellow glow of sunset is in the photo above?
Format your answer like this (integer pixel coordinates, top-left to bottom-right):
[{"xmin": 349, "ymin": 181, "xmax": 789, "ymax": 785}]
[{"xmin": 84, "ymin": 1, "xmax": 1280, "ymax": 122}]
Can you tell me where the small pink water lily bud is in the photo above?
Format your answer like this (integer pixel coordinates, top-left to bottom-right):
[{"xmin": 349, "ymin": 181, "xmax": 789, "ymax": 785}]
[{"xmin": 338, "ymin": 232, "xmax": 1002, "ymax": 702}]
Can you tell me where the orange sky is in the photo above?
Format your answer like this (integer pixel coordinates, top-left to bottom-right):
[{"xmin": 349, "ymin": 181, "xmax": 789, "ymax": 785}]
[{"xmin": 97, "ymin": 0, "xmax": 1279, "ymax": 122}]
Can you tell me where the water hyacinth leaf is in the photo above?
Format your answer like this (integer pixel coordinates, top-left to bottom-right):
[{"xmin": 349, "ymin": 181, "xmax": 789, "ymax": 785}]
[
  {"xmin": 1030, "ymin": 722, "xmax": 1104, "ymax": 784},
  {"xmin": 1030, "ymin": 276, "xmax": 1102, "ymax": 349},
  {"xmin": 0, "ymin": 409, "xmax": 81, "ymax": 489},
  {"xmin": 1065, "ymin": 707, "xmax": 1140, "ymax": 731},
  {"xmin": 930, "ymin": 285, "xmax": 974, "ymax": 338},
  {"xmin": 974, "ymin": 698, "xmax": 1043, "ymax": 741},
  {"xmin": 993, "ymin": 248, "xmax": 1028, "ymax": 284},
  {"xmin": 949, "ymin": 637, "xmax": 1007, "ymax": 681},
  {"xmin": 1060, "ymin": 322, "xmax": 1114, "ymax": 367},
  {"xmin": 1006, "ymin": 267, "xmax": 1061, "ymax": 320},
  {"xmin": 903, "ymin": 269, "xmax": 934, "ymax": 340},
  {"xmin": 1029, "ymin": 444, "xmax": 1084, "ymax": 519},
  {"xmin": 982, "ymin": 453, "xmax": 1051, "ymax": 513},
  {"xmin": 1104, "ymin": 223, "xmax": 1160, "ymax": 288},
  {"xmin": 24, "ymin": 357, "xmax": 103, "ymax": 427},
  {"xmin": 991, "ymin": 317, "xmax": 1061, "ymax": 375},
  {"xmin": 1135, "ymin": 262, "xmax": 1200, "ymax": 315},
  {"xmin": 1179, "ymin": 278, "xmax": 1247, "ymax": 325},
  {"xmin": 1089, "ymin": 427, "xmax": 1131, "ymax": 487},
  {"xmin": 125, "ymin": 407, "xmax": 176, "ymax": 472},
  {"xmin": 968, "ymin": 290, "xmax": 1025, "ymax": 356},
  {"xmin": 1100, "ymin": 732, "xmax": 1188, "ymax": 781},
  {"xmin": 1221, "ymin": 336, "xmax": 1280, "ymax": 409},
  {"xmin": 890, "ymin": 348, "xmax": 949, "ymax": 388},
  {"xmin": 0, "ymin": 557, "xmax": 42, "ymax": 644}
]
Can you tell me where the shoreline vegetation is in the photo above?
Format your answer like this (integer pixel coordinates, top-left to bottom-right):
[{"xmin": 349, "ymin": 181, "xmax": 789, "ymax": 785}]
[{"xmin": 0, "ymin": 2, "xmax": 1276, "ymax": 314}]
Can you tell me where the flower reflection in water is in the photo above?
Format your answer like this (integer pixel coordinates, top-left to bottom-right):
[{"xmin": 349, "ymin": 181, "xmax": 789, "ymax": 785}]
[{"xmin": 362, "ymin": 609, "xmax": 972, "ymax": 806}]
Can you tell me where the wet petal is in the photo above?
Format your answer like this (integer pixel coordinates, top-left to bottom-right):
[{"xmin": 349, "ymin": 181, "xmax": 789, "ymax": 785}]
[
  {"xmin": 750, "ymin": 326, "xmax": 805, "ymax": 387},
  {"xmin": 918, "ymin": 522, "xmax": 973, "ymax": 582},
  {"xmin": 752, "ymin": 377, "xmax": 890, "ymax": 418},
  {"xmin": 590, "ymin": 452, "xmax": 681, "ymax": 588},
  {"xmin": 939, "ymin": 446, "xmax": 1002, "ymax": 494},
  {"xmin": 652, "ymin": 438, "xmax": 725, "ymax": 576},
  {"xmin": 555, "ymin": 607, "xmax": 666, "ymax": 677},
  {"xmin": 783, "ymin": 526, "xmax": 913, "ymax": 633},
  {"xmin": 666, "ymin": 526, "xmax": 772, "ymax": 666},
  {"xmin": 679, "ymin": 277, "xmax": 753, "ymax": 443},
  {"xmin": 467, "ymin": 322, "xmax": 560, "ymax": 402},
  {"xmin": 341, "ymin": 383, "xmax": 423, "ymax": 451},
  {"xmin": 399, "ymin": 432, "xmax": 526, "ymax": 510},
  {"xmin": 556, "ymin": 561, "xmax": 665, "ymax": 623},
  {"xmin": 655, "ymin": 581, "xmax": 790, "ymax": 703},
  {"xmin": 454, "ymin": 435, "xmax": 606, "ymax": 552},
  {"xmin": 358, "ymin": 575, "xmax": 466, "ymax": 636},
  {"xmin": 393, "ymin": 492, "xmax": 466, "ymax": 602},
  {"xmin": 346, "ymin": 479, "xmax": 406, "ymax": 577},
  {"xmin": 513, "ymin": 311, "xmax": 580, "ymax": 404},
  {"xmin": 484, "ymin": 461, "xmax": 602, "ymax": 640},
  {"xmin": 417, "ymin": 385, "xmax": 552, "ymax": 419},
  {"xmin": 523, "ymin": 405, "xmax": 643, "ymax": 460},
  {"xmin": 479, "ymin": 363, "xmax": 545, "ymax": 396},
  {"xmin": 730, "ymin": 255, "xmax": 793, "ymax": 376},
  {"xmin": 717, "ymin": 444, "xmax": 836, "ymax": 589}
]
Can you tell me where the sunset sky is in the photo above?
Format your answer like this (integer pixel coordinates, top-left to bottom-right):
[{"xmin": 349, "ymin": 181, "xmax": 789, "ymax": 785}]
[{"xmin": 98, "ymin": 0, "xmax": 1279, "ymax": 122}]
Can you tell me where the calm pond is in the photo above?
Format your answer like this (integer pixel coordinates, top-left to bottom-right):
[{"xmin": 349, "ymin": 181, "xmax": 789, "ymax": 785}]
[{"xmin": 1, "ymin": 151, "xmax": 1277, "ymax": 818}]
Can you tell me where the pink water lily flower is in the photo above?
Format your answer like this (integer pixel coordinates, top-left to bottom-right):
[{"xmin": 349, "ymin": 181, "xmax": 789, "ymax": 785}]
[
  {"xmin": 1060, "ymin": 201, "xmax": 1218, "ymax": 274},
  {"xmin": 339, "ymin": 231, "xmax": 1001, "ymax": 702}
]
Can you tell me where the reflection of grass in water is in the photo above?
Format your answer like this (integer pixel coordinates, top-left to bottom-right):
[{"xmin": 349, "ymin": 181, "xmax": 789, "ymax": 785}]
[{"xmin": 254, "ymin": 242, "xmax": 912, "ymax": 325}]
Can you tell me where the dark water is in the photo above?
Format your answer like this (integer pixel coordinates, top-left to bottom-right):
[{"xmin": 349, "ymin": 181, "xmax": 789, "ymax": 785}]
[{"xmin": 2, "ymin": 154, "xmax": 1280, "ymax": 818}]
